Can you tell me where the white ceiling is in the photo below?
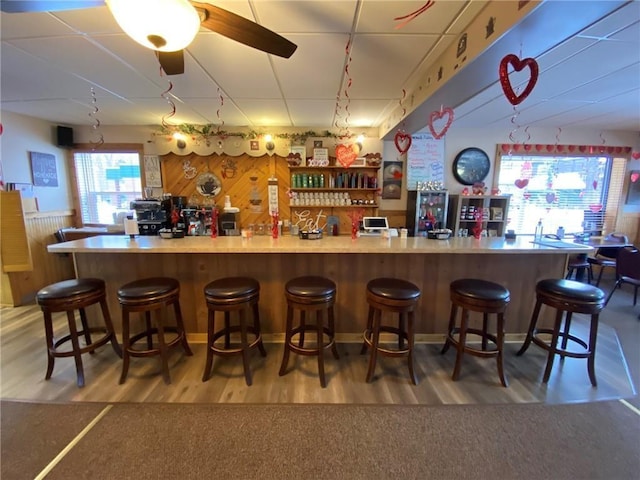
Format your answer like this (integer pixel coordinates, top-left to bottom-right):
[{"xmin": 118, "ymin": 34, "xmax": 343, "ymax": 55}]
[{"xmin": 1, "ymin": 0, "xmax": 639, "ymax": 137}]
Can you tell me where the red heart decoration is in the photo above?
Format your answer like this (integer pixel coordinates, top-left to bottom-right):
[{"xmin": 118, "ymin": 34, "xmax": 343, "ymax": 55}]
[
  {"xmin": 631, "ymin": 172, "xmax": 639, "ymax": 183},
  {"xmin": 589, "ymin": 204, "xmax": 603, "ymax": 213},
  {"xmin": 335, "ymin": 144, "xmax": 358, "ymax": 168},
  {"xmin": 546, "ymin": 192, "xmax": 556, "ymax": 204},
  {"xmin": 514, "ymin": 178, "xmax": 529, "ymax": 189},
  {"xmin": 524, "ymin": 144, "xmax": 532, "ymax": 152},
  {"xmin": 513, "ymin": 144, "xmax": 521, "ymax": 152},
  {"xmin": 394, "ymin": 131, "xmax": 412, "ymax": 154},
  {"xmin": 592, "ymin": 180, "xmax": 598, "ymax": 190},
  {"xmin": 578, "ymin": 145, "xmax": 587, "ymax": 153},
  {"xmin": 501, "ymin": 144, "xmax": 510, "ymax": 153},
  {"xmin": 546, "ymin": 145, "xmax": 555, "ymax": 152},
  {"xmin": 535, "ymin": 144, "xmax": 543, "ymax": 152},
  {"xmin": 632, "ymin": 151, "xmax": 640, "ymax": 160},
  {"xmin": 428, "ymin": 107, "xmax": 454, "ymax": 139},
  {"xmin": 568, "ymin": 145, "xmax": 576, "ymax": 152},
  {"xmin": 499, "ymin": 54, "xmax": 539, "ymax": 106}
]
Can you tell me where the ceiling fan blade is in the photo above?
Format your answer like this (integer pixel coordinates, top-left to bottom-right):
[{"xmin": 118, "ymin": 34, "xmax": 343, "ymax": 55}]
[
  {"xmin": 0, "ymin": 1, "xmax": 104, "ymax": 13},
  {"xmin": 191, "ymin": 1, "xmax": 297, "ymax": 58},
  {"xmin": 156, "ymin": 50, "xmax": 185, "ymax": 76}
]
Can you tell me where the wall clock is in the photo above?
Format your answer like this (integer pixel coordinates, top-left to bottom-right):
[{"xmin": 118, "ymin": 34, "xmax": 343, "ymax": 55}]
[{"xmin": 452, "ymin": 147, "xmax": 491, "ymax": 185}]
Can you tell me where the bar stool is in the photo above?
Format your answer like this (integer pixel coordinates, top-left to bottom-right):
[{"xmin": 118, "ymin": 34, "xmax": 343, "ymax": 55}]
[
  {"xmin": 202, "ymin": 277, "xmax": 267, "ymax": 386},
  {"xmin": 118, "ymin": 277, "xmax": 192, "ymax": 385},
  {"xmin": 360, "ymin": 277, "xmax": 421, "ymax": 385},
  {"xmin": 565, "ymin": 254, "xmax": 592, "ymax": 283},
  {"xmin": 441, "ymin": 279, "xmax": 510, "ymax": 387},
  {"xmin": 279, "ymin": 276, "xmax": 339, "ymax": 388},
  {"xmin": 36, "ymin": 278, "xmax": 122, "ymax": 387},
  {"xmin": 517, "ymin": 278, "xmax": 605, "ymax": 386}
]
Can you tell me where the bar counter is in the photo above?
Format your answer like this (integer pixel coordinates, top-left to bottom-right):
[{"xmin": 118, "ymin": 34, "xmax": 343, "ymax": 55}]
[{"xmin": 48, "ymin": 235, "xmax": 593, "ymax": 339}]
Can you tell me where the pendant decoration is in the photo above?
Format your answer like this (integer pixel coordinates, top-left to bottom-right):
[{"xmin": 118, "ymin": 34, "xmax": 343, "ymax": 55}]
[
  {"xmin": 88, "ymin": 87, "xmax": 104, "ymax": 148},
  {"xmin": 394, "ymin": 1, "xmax": 435, "ymax": 29},
  {"xmin": 394, "ymin": 131, "xmax": 412, "ymax": 154},
  {"xmin": 499, "ymin": 53, "xmax": 539, "ymax": 106},
  {"xmin": 428, "ymin": 106, "xmax": 454, "ymax": 139}
]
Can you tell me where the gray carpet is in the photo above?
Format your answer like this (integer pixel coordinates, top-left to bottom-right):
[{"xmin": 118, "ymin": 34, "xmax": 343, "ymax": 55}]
[{"xmin": 2, "ymin": 400, "xmax": 639, "ymax": 479}]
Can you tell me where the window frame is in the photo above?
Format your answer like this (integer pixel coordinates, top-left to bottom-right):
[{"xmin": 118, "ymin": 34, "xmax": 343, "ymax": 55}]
[
  {"xmin": 70, "ymin": 143, "xmax": 146, "ymax": 227},
  {"xmin": 491, "ymin": 145, "xmax": 629, "ymax": 236}
]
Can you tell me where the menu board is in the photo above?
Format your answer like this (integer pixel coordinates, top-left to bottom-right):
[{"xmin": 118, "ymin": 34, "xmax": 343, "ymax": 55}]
[{"xmin": 406, "ymin": 133, "xmax": 445, "ymax": 190}]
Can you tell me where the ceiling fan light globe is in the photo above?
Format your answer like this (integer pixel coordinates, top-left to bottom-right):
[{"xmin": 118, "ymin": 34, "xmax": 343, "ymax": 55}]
[{"xmin": 106, "ymin": 0, "xmax": 200, "ymax": 52}]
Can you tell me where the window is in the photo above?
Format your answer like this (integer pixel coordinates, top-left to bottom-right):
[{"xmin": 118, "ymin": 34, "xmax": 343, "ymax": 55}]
[
  {"xmin": 73, "ymin": 148, "xmax": 142, "ymax": 225},
  {"xmin": 495, "ymin": 152, "xmax": 614, "ymax": 236}
]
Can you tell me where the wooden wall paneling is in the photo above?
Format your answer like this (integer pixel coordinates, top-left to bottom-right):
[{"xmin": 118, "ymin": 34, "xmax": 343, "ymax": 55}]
[{"xmin": 5, "ymin": 211, "xmax": 75, "ymax": 306}]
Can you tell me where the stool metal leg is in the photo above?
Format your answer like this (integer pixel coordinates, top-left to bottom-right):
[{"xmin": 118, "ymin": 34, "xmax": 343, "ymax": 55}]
[
  {"xmin": 452, "ymin": 308, "xmax": 469, "ymax": 381},
  {"xmin": 316, "ymin": 310, "xmax": 326, "ymax": 388},
  {"xmin": 66, "ymin": 310, "xmax": 85, "ymax": 387},
  {"xmin": 202, "ymin": 309, "xmax": 216, "ymax": 382},
  {"xmin": 239, "ymin": 308, "xmax": 253, "ymax": 386},
  {"xmin": 542, "ymin": 309, "xmax": 564, "ymax": 383},
  {"xmin": 517, "ymin": 299, "xmax": 542, "ymax": 356},
  {"xmin": 365, "ymin": 309, "xmax": 382, "ymax": 383},
  {"xmin": 587, "ymin": 314, "xmax": 599, "ymax": 387},
  {"xmin": 279, "ymin": 305, "xmax": 294, "ymax": 376}
]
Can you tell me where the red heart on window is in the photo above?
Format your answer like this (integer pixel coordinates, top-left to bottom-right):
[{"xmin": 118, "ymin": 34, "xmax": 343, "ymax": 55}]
[
  {"xmin": 514, "ymin": 179, "xmax": 529, "ymax": 189},
  {"xmin": 631, "ymin": 172, "xmax": 639, "ymax": 183},
  {"xmin": 546, "ymin": 193, "xmax": 556, "ymax": 204},
  {"xmin": 499, "ymin": 54, "xmax": 539, "ymax": 106},
  {"xmin": 589, "ymin": 204, "xmax": 603, "ymax": 213},
  {"xmin": 335, "ymin": 144, "xmax": 358, "ymax": 168},
  {"xmin": 428, "ymin": 107, "xmax": 454, "ymax": 139},
  {"xmin": 632, "ymin": 151, "xmax": 640, "ymax": 159},
  {"xmin": 592, "ymin": 180, "xmax": 598, "ymax": 190},
  {"xmin": 394, "ymin": 132, "xmax": 412, "ymax": 154}
]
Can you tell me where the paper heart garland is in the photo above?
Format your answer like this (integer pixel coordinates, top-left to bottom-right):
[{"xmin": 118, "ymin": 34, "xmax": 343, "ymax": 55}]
[
  {"xmin": 514, "ymin": 178, "xmax": 529, "ymax": 189},
  {"xmin": 335, "ymin": 144, "xmax": 358, "ymax": 168},
  {"xmin": 428, "ymin": 107, "xmax": 454, "ymax": 139},
  {"xmin": 499, "ymin": 54, "xmax": 539, "ymax": 106},
  {"xmin": 394, "ymin": 131, "xmax": 412, "ymax": 154}
]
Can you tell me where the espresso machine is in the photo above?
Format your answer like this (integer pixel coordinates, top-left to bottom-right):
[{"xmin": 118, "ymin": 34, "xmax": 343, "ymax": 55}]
[{"xmin": 130, "ymin": 199, "xmax": 168, "ymax": 235}]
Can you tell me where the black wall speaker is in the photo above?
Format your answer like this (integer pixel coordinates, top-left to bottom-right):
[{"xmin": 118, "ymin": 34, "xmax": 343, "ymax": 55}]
[{"xmin": 56, "ymin": 125, "xmax": 74, "ymax": 148}]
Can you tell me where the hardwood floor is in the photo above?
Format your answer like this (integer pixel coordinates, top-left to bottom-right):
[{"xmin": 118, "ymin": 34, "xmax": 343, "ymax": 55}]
[{"xmin": 1, "ymin": 277, "xmax": 638, "ymax": 406}]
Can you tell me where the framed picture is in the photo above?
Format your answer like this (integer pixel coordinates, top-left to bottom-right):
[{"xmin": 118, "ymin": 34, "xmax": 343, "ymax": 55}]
[
  {"xmin": 349, "ymin": 157, "xmax": 367, "ymax": 168},
  {"xmin": 313, "ymin": 140, "xmax": 323, "ymax": 148},
  {"xmin": 29, "ymin": 151, "xmax": 58, "ymax": 187}
]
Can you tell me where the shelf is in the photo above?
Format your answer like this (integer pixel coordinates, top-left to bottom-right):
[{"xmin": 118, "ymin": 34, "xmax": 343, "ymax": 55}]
[
  {"xmin": 290, "ymin": 204, "xmax": 378, "ymax": 209},
  {"xmin": 289, "ymin": 166, "xmax": 380, "ymax": 170},
  {"xmin": 290, "ymin": 188, "xmax": 378, "ymax": 192}
]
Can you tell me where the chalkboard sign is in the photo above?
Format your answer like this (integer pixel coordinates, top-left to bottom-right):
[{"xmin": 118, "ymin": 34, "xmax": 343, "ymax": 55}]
[
  {"xmin": 30, "ymin": 152, "xmax": 58, "ymax": 187},
  {"xmin": 406, "ymin": 133, "xmax": 445, "ymax": 190}
]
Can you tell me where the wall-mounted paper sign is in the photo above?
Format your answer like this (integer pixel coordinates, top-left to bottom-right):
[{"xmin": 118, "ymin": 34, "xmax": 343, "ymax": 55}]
[{"xmin": 143, "ymin": 155, "xmax": 162, "ymax": 187}]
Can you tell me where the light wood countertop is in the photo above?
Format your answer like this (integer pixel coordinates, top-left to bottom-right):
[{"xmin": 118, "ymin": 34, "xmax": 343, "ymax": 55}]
[{"xmin": 48, "ymin": 234, "xmax": 594, "ymax": 255}]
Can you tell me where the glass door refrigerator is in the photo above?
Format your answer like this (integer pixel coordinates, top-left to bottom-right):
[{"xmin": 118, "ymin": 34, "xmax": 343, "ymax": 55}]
[{"xmin": 405, "ymin": 190, "xmax": 449, "ymax": 237}]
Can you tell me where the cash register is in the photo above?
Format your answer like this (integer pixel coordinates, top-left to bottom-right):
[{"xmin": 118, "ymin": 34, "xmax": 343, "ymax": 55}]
[{"xmin": 359, "ymin": 217, "xmax": 397, "ymax": 237}]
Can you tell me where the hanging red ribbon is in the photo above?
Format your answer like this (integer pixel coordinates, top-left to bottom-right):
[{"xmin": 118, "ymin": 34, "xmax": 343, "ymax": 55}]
[
  {"xmin": 394, "ymin": 1, "xmax": 435, "ymax": 29},
  {"xmin": 160, "ymin": 79, "xmax": 176, "ymax": 128}
]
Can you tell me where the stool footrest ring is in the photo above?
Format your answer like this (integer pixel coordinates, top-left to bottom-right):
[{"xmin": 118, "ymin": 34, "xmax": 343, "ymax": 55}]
[
  {"xmin": 532, "ymin": 328, "xmax": 591, "ymax": 358},
  {"xmin": 209, "ymin": 326, "xmax": 263, "ymax": 356}
]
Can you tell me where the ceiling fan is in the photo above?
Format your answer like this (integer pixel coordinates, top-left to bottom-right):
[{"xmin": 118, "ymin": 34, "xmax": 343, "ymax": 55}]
[{"xmin": 1, "ymin": 0, "xmax": 297, "ymax": 75}]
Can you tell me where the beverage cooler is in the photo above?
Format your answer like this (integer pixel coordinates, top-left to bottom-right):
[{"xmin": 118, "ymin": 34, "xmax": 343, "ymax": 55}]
[{"xmin": 405, "ymin": 190, "xmax": 449, "ymax": 237}]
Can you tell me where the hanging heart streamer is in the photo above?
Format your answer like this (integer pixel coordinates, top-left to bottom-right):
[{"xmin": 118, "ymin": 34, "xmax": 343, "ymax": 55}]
[
  {"xmin": 336, "ymin": 143, "xmax": 359, "ymax": 168},
  {"xmin": 499, "ymin": 54, "xmax": 539, "ymax": 106},
  {"xmin": 160, "ymin": 79, "xmax": 176, "ymax": 128},
  {"xmin": 216, "ymin": 87, "xmax": 224, "ymax": 130},
  {"xmin": 428, "ymin": 106, "xmax": 454, "ymax": 139},
  {"xmin": 334, "ymin": 36, "xmax": 353, "ymax": 139},
  {"xmin": 394, "ymin": 1, "xmax": 435, "ymax": 29},
  {"xmin": 394, "ymin": 131, "xmax": 412, "ymax": 154},
  {"xmin": 88, "ymin": 87, "xmax": 104, "ymax": 148}
]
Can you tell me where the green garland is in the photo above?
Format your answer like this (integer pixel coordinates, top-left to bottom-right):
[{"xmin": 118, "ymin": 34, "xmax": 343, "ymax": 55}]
[{"xmin": 157, "ymin": 124, "xmax": 351, "ymax": 144}]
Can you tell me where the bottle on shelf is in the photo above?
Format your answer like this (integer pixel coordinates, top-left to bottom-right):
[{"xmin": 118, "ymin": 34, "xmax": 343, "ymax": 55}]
[{"xmin": 535, "ymin": 219, "xmax": 544, "ymax": 240}]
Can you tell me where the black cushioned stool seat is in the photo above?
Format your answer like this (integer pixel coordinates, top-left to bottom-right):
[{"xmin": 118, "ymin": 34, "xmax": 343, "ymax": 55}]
[
  {"xmin": 517, "ymin": 278, "xmax": 605, "ymax": 386},
  {"xmin": 36, "ymin": 278, "xmax": 122, "ymax": 388},
  {"xmin": 118, "ymin": 277, "xmax": 192, "ymax": 385},
  {"xmin": 441, "ymin": 278, "xmax": 510, "ymax": 387},
  {"xmin": 360, "ymin": 277, "xmax": 421, "ymax": 385},
  {"xmin": 202, "ymin": 277, "xmax": 266, "ymax": 386},
  {"xmin": 279, "ymin": 276, "xmax": 339, "ymax": 388}
]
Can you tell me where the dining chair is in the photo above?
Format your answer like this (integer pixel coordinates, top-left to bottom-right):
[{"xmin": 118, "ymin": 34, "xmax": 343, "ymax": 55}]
[
  {"xmin": 587, "ymin": 233, "xmax": 629, "ymax": 286},
  {"xmin": 605, "ymin": 246, "xmax": 640, "ymax": 307}
]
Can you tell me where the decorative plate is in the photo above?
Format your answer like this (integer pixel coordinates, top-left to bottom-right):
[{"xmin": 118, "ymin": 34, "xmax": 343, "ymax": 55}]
[{"xmin": 196, "ymin": 172, "xmax": 222, "ymax": 197}]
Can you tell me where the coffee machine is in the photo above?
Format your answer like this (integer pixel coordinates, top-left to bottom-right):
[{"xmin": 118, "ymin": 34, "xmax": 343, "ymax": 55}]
[
  {"xmin": 219, "ymin": 196, "xmax": 240, "ymax": 236},
  {"xmin": 130, "ymin": 199, "xmax": 167, "ymax": 235}
]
